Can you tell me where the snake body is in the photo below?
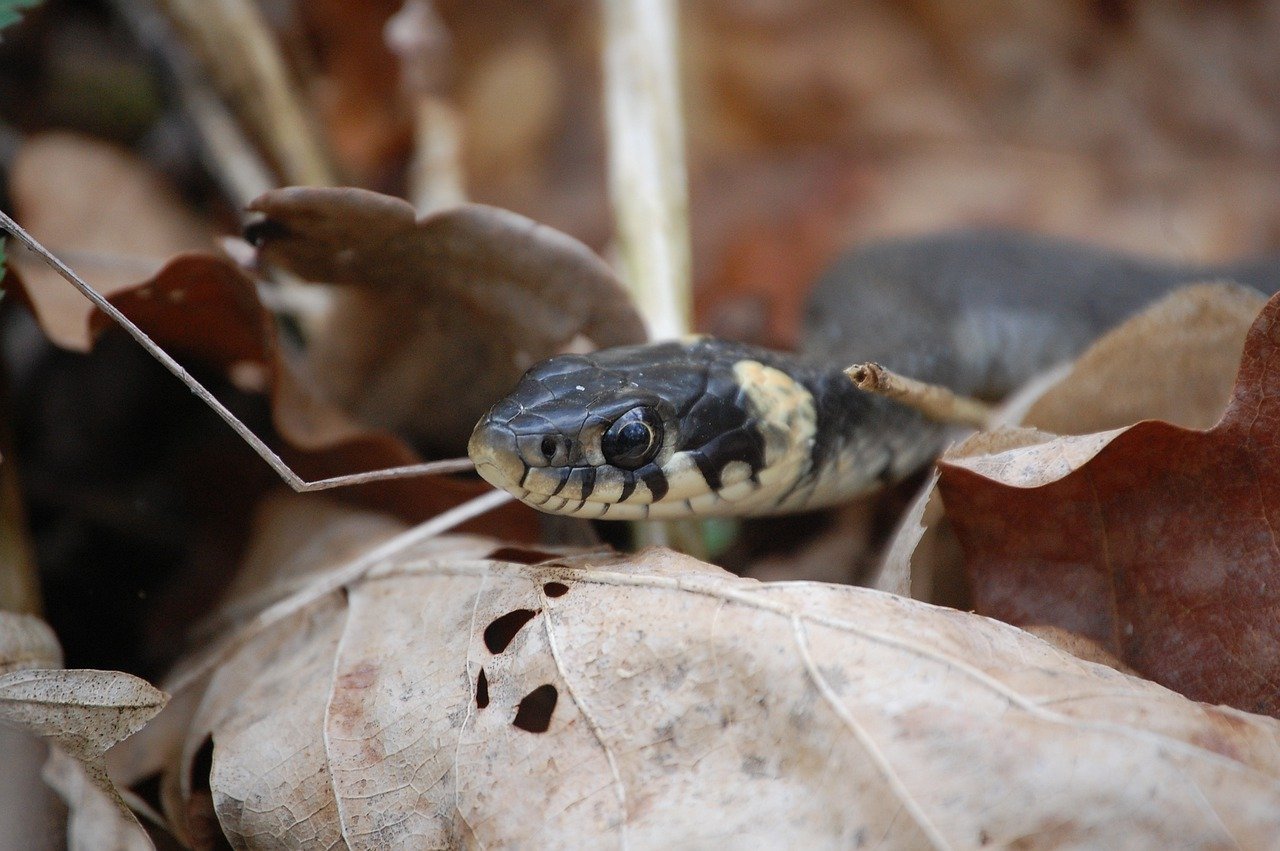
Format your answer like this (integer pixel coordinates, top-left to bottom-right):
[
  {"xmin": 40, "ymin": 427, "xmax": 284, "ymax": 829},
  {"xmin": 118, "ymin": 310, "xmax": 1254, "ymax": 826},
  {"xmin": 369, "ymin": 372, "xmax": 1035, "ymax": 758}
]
[{"xmin": 470, "ymin": 230, "xmax": 1280, "ymax": 519}]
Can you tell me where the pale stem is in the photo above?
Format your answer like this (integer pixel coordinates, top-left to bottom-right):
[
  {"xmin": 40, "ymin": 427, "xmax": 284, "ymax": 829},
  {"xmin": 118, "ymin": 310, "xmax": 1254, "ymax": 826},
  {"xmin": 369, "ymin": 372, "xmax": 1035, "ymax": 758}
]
[
  {"xmin": 846, "ymin": 362, "xmax": 994, "ymax": 428},
  {"xmin": 154, "ymin": 0, "xmax": 337, "ymax": 186},
  {"xmin": 602, "ymin": 0, "xmax": 692, "ymax": 342}
]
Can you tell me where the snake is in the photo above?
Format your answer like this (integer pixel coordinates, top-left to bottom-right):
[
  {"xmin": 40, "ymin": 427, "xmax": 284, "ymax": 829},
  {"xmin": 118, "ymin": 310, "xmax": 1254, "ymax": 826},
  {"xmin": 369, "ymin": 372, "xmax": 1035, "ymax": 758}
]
[{"xmin": 468, "ymin": 230, "xmax": 1280, "ymax": 520}]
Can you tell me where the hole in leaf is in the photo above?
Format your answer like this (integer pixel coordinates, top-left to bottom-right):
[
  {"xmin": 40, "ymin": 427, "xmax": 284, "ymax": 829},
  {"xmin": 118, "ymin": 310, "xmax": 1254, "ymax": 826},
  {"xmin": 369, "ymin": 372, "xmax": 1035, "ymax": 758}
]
[
  {"xmin": 543, "ymin": 581, "xmax": 570, "ymax": 598},
  {"xmin": 476, "ymin": 668, "xmax": 490, "ymax": 709},
  {"xmin": 513, "ymin": 684, "xmax": 558, "ymax": 733},
  {"xmin": 484, "ymin": 608, "xmax": 539, "ymax": 653},
  {"xmin": 486, "ymin": 546, "xmax": 559, "ymax": 564}
]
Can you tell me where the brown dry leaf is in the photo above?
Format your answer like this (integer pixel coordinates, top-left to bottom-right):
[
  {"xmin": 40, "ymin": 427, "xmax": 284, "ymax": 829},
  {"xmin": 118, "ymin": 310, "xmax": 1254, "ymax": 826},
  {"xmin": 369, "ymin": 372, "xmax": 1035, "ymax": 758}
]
[
  {"xmin": 937, "ymin": 287, "xmax": 1280, "ymax": 716},
  {"xmin": 8, "ymin": 240, "xmax": 534, "ymax": 534},
  {"xmin": 247, "ymin": 186, "xmax": 647, "ymax": 455},
  {"xmin": 137, "ymin": 503, "xmax": 1280, "ymax": 847},
  {"xmin": 7, "ymin": 132, "xmax": 215, "ymax": 351},
  {"xmin": 5, "ymin": 132, "xmax": 534, "ymax": 532},
  {"xmin": 878, "ymin": 283, "xmax": 1267, "ymax": 611}
]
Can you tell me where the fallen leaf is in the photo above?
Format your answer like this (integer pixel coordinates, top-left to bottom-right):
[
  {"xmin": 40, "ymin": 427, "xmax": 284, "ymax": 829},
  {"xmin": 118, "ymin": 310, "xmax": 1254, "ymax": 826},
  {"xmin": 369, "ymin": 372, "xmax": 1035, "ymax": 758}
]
[
  {"xmin": 142, "ymin": 516, "xmax": 1280, "ymax": 847},
  {"xmin": 246, "ymin": 186, "xmax": 647, "ymax": 455},
  {"xmin": 0, "ymin": 669, "xmax": 167, "ymax": 766},
  {"xmin": 0, "ymin": 611, "xmax": 62, "ymax": 674},
  {"xmin": 42, "ymin": 748, "xmax": 153, "ymax": 851},
  {"xmin": 1020, "ymin": 282, "xmax": 1266, "ymax": 434},
  {"xmin": 6, "ymin": 131, "xmax": 214, "ymax": 351},
  {"xmin": 880, "ymin": 284, "xmax": 1269, "ymax": 613},
  {"xmin": 937, "ymin": 287, "xmax": 1280, "ymax": 716},
  {"xmin": 0, "ymin": 641, "xmax": 165, "ymax": 849}
]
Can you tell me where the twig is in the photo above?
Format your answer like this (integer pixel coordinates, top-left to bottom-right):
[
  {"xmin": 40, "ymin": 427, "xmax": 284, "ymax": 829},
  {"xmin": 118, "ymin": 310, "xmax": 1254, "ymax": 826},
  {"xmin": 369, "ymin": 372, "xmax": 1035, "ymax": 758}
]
[
  {"xmin": 0, "ymin": 211, "xmax": 474, "ymax": 489},
  {"xmin": 846, "ymin": 362, "xmax": 994, "ymax": 428},
  {"xmin": 602, "ymin": 0, "xmax": 691, "ymax": 341},
  {"xmin": 154, "ymin": 0, "xmax": 336, "ymax": 187}
]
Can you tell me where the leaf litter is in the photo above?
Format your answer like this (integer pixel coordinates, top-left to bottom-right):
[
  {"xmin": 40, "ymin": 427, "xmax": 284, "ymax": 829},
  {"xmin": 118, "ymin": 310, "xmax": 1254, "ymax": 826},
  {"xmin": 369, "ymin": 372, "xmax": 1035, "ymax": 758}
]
[
  {"xmin": 12, "ymin": 177, "xmax": 1280, "ymax": 844},
  {"xmin": 8, "ymin": 8, "xmax": 1280, "ymax": 846},
  {"xmin": 111, "ymin": 506, "xmax": 1280, "ymax": 848}
]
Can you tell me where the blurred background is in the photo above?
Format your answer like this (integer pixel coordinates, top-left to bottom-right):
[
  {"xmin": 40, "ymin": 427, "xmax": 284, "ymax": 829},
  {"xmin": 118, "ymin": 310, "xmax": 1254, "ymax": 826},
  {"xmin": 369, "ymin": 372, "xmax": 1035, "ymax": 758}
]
[{"xmin": 3, "ymin": 1, "xmax": 1280, "ymax": 845}]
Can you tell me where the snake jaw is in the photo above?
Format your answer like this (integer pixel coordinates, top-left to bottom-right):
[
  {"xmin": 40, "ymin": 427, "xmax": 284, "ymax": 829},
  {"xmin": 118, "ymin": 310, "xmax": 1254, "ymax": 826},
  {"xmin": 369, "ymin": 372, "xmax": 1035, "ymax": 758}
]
[{"xmin": 468, "ymin": 417, "xmax": 530, "ymax": 498}]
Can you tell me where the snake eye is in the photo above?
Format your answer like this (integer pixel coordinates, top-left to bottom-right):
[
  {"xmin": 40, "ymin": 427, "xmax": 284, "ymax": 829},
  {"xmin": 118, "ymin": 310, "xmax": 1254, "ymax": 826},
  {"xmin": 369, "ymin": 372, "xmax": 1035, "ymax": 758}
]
[{"xmin": 601, "ymin": 407, "xmax": 662, "ymax": 470}]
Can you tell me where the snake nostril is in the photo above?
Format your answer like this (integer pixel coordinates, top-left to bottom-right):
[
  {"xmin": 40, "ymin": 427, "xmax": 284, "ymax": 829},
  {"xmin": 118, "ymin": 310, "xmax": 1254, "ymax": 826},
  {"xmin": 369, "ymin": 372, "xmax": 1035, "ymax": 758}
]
[{"xmin": 540, "ymin": 436, "xmax": 558, "ymax": 461}]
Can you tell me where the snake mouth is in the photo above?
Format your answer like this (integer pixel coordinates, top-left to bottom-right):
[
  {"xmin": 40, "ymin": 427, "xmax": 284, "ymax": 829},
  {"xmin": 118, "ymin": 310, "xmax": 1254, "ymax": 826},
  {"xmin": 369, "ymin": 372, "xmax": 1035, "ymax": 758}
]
[{"xmin": 468, "ymin": 418, "xmax": 530, "ymax": 498}]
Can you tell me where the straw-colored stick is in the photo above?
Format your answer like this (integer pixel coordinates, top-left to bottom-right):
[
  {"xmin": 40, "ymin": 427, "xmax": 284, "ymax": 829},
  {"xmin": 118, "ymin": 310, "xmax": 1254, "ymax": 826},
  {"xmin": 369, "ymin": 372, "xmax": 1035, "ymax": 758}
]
[
  {"xmin": 846, "ymin": 362, "xmax": 994, "ymax": 428},
  {"xmin": 602, "ymin": 0, "xmax": 691, "ymax": 341},
  {"xmin": 156, "ymin": 0, "xmax": 337, "ymax": 186}
]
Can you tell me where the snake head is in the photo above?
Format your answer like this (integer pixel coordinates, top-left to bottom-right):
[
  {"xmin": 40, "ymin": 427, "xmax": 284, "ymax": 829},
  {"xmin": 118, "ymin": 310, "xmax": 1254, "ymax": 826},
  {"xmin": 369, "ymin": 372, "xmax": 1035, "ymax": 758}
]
[{"xmin": 469, "ymin": 340, "xmax": 823, "ymax": 519}]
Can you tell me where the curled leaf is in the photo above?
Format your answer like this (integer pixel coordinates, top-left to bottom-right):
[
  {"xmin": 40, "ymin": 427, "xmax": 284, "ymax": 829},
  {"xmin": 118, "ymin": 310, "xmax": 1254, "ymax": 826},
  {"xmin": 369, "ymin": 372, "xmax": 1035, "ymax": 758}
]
[
  {"xmin": 938, "ymin": 287, "xmax": 1280, "ymax": 715},
  {"xmin": 247, "ymin": 186, "xmax": 647, "ymax": 454}
]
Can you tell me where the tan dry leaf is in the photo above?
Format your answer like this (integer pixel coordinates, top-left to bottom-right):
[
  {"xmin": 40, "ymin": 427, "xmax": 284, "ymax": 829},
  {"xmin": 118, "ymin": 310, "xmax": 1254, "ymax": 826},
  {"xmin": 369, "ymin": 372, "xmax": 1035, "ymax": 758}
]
[
  {"xmin": 155, "ymin": 530, "xmax": 1280, "ymax": 848},
  {"xmin": 0, "ymin": 668, "xmax": 166, "ymax": 848},
  {"xmin": 43, "ymin": 748, "xmax": 153, "ymax": 851},
  {"xmin": 247, "ymin": 186, "xmax": 647, "ymax": 455},
  {"xmin": 0, "ymin": 669, "xmax": 167, "ymax": 765},
  {"xmin": 0, "ymin": 611, "xmax": 63, "ymax": 674},
  {"xmin": 937, "ymin": 286, "xmax": 1280, "ymax": 714},
  {"xmin": 1021, "ymin": 282, "xmax": 1266, "ymax": 434},
  {"xmin": 7, "ymin": 132, "xmax": 215, "ymax": 351}
]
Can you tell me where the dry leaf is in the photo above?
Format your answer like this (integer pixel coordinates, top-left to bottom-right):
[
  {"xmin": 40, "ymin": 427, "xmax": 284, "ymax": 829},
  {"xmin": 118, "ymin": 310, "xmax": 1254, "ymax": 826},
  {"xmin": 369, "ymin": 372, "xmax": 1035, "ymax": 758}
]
[
  {"xmin": 0, "ymin": 611, "xmax": 63, "ymax": 674},
  {"xmin": 7, "ymin": 132, "xmax": 215, "ymax": 352},
  {"xmin": 247, "ymin": 186, "xmax": 647, "ymax": 455},
  {"xmin": 0, "ymin": 616, "xmax": 165, "ymax": 849},
  {"xmin": 42, "ymin": 748, "xmax": 153, "ymax": 851},
  {"xmin": 937, "ymin": 287, "xmax": 1280, "ymax": 716},
  {"xmin": 0, "ymin": 669, "xmax": 167, "ymax": 766},
  {"xmin": 145, "ymin": 516, "xmax": 1280, "ymax": 847},
  {"xmin": 1020, "ymin": 282, "xmax": 1266, "ymax": 434},
  {"xmin": 7, "ymin": 241, "xmax": 535, "ymax": 535},
  {"xmin": 880, "ymin": 284, "xmax": 1268, "ymax": 612}
]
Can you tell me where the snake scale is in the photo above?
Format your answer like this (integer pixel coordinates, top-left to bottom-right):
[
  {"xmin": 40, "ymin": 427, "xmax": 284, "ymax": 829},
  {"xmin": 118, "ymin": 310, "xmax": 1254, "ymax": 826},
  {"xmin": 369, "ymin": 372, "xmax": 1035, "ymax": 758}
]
[{"xmin": 469, "ymin": 230, "xmax": 1280, "ymax": 520}]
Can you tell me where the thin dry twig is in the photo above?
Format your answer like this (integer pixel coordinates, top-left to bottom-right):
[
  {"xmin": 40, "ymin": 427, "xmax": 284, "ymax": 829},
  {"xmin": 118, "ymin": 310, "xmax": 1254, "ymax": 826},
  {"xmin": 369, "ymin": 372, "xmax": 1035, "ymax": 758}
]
[
  {"xmin": 109, "ymin": 0, "xmax": 277, "ymax": 208},
  {"xmin": 847, "ymin": 362, "xmax": 994, "ymax": 428},
  {"xmin": 0, "ymin": 211, "xmax": 474, "ymax": 489},
  {"xmin": 155, "ymin": 0, "xmax": 336, "ymax": 187}
]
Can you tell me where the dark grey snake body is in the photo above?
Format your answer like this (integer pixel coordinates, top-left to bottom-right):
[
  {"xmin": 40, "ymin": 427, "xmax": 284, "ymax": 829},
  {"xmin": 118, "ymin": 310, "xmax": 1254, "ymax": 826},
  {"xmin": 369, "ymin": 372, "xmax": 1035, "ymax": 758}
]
[{"xmin": 470, "ymin": 230, "xmax": 1280, "ymax": 519}]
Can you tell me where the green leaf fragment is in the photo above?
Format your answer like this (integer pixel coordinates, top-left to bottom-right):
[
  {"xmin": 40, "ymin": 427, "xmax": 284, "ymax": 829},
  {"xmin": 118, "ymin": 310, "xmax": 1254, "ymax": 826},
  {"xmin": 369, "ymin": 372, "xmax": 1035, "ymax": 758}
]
[{"xmin": 0, "ymin": 0, "xmax": 41, "ymax": 32}]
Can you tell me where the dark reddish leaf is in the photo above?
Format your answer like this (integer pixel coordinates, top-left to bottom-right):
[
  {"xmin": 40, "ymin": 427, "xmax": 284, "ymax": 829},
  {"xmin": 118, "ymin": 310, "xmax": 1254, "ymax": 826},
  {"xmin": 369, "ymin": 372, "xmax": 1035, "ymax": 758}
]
[
  {"xmin": 938, "ymin": 291, "xmax": 1280, "ymax": 716},
  {"xmin": 8, "ymin": 250, "xmax": 536, "ymax": 538}
]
